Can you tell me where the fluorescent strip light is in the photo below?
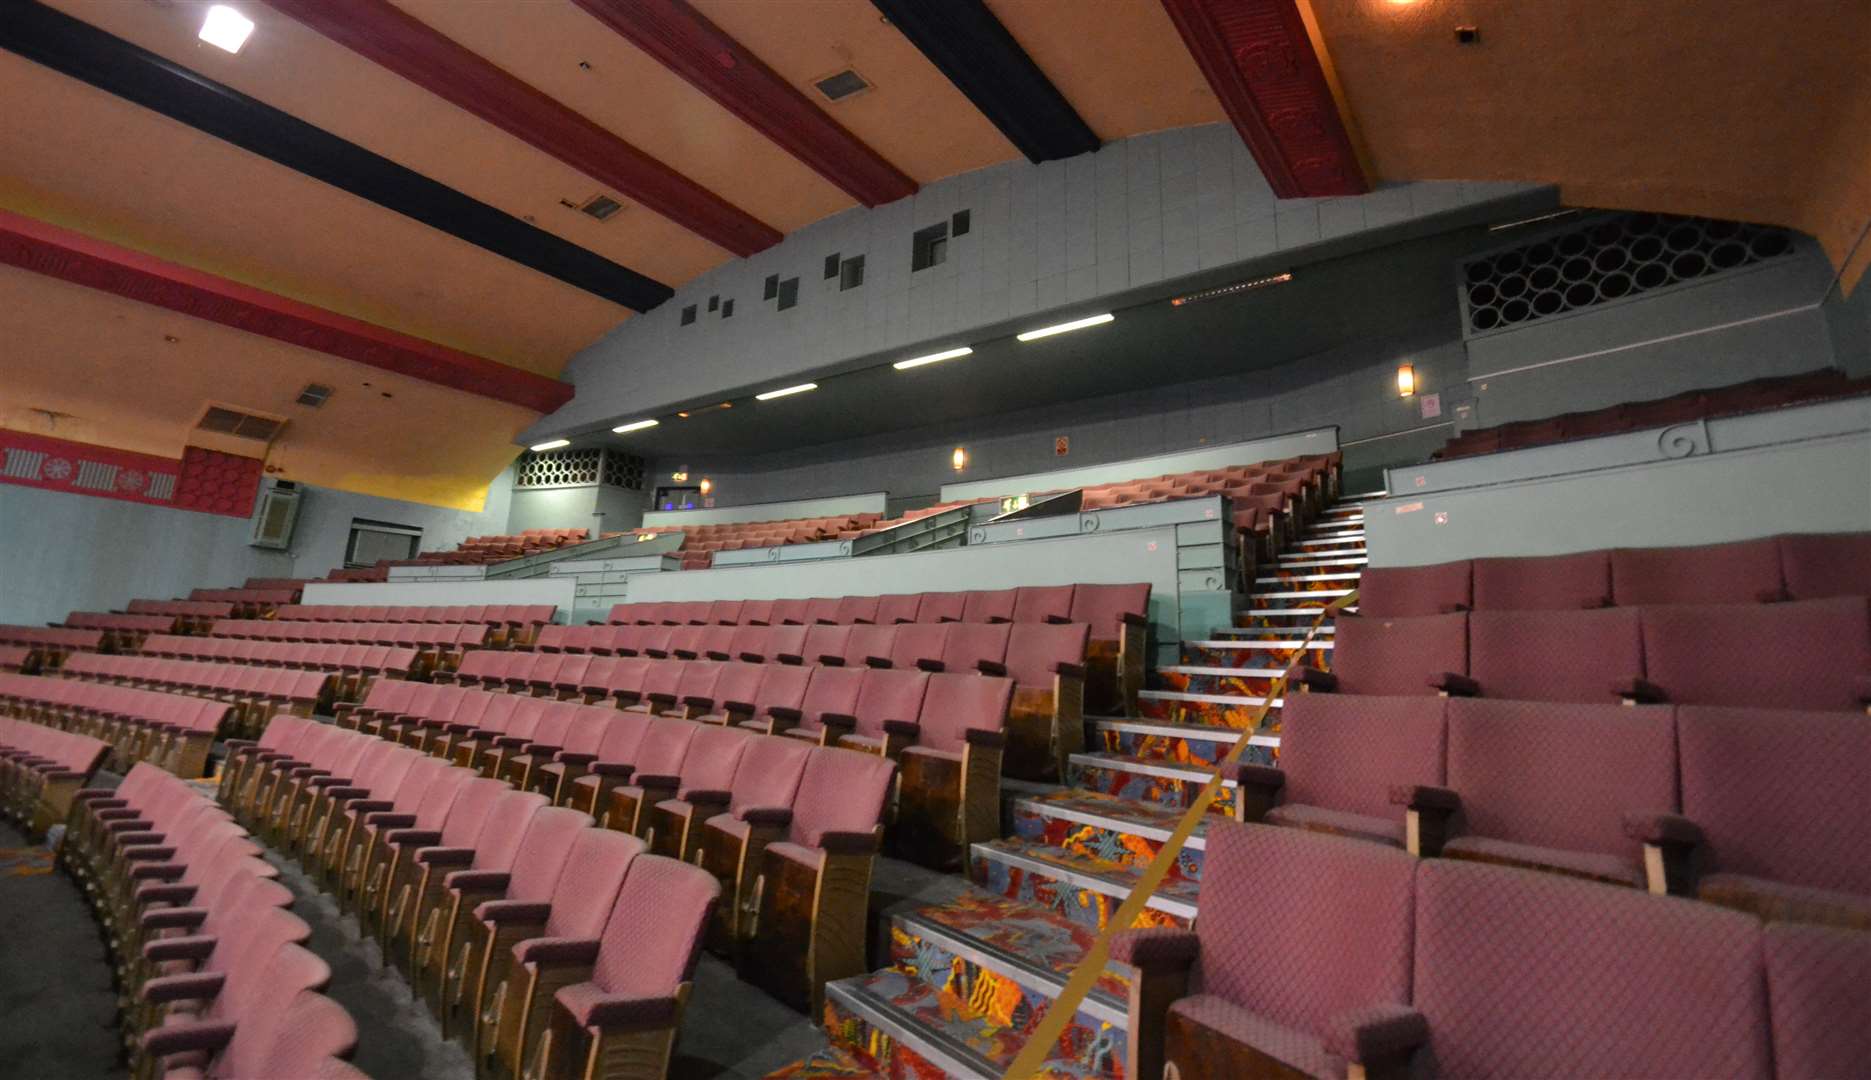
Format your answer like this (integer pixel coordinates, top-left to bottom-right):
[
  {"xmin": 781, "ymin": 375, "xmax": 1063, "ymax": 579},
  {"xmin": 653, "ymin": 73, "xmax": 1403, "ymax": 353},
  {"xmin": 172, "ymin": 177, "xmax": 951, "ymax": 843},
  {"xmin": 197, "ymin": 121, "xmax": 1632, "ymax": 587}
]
[
  {"xmin": 1016, "ymin": 313, "xmax": 1114, "ymax": 342},
  {"xmin": 528, "ymin": 439, "xmax": 570, "ymax": 451},
  {"xmin": 754, "ymin": 382, "xmax": 818, "ymax": 401},
  {"xmin": 612, "ymin": 419, "xmax": 659, "ymax": 433},
  {"xmin": 893, "ymin": 346, "xmax": 974, "ymax": 371},
  {"xmin": 199, "ymin": 6, "xmax": 255, "ymax": 53}
]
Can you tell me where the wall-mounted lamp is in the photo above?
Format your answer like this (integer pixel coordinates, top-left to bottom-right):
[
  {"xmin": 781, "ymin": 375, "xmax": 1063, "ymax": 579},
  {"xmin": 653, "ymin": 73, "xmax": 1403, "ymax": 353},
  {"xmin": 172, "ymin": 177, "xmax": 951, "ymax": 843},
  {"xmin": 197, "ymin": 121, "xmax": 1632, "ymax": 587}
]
[
  {"xmin": 1396, "ymin": 363, "xmax": 1416, "ymax": 398},
  {"xmin": 698, "ymin": 478, "xmax": 713, "ymax": 496},
  {"xmin": 951, "ymin": 447, "xmax": 968, "ymax": 472}
]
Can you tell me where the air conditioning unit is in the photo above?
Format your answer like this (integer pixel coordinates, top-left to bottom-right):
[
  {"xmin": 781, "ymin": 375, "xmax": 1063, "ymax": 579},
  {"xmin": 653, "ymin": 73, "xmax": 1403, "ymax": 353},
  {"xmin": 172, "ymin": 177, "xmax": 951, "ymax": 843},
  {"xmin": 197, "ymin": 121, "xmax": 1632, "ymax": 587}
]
[{"xmin": 250, "ymin": 479, "xmax": 302, "ymax": 550}]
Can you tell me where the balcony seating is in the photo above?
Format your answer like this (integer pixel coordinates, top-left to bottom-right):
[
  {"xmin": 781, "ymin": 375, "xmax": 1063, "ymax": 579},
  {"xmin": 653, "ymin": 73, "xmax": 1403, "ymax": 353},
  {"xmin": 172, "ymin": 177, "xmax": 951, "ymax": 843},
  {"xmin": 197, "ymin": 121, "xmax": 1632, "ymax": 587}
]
[
  {"xmin": 0, "ymin": 624, "xmax": 106, "ymax": 666},
  {"xmin": 0, "ymin": 673, "xmax": 229, "ymax": 777},
  {"xmin": 1297, "ymin": 612, "xmax": 1469, "ymax": 698},
  {"xmin": 188, "ymin": 587, "xmax": 298, "ymax": 618},
  {"xmin": 996, "ymin": 621, "xmax": 1091, "ymax": 781},
  {"xmin": 207, "ymin": 620, "xmax": 487, "ymax": 674},
  {"xmin": 1356, "ymin": 562, "xmax": 1473, "ymax": 618},
  {"xmin": 62, "ymin": 611, "xmax": 179, "ymax": 650},
  {"xmin": 1638, "ymin": 597, "xmax": 1870, "ymax": 711},
  {"xmin": 139, "ymin": 636, "xmax": 416, "ymax": 701},
  {"xmin": 61, "ymin": 653, "xmax": 335, "ymax": 735},
  {"xmin": 1470, "ymin": 550, "xmax": 1612, "ymax": 610},
  {"xmin": 0, "ymin": 716, "xmax": 108, "ymax": 833},
  {"xmin": 127, "ymin": 599, "xmax": 237, "ymax": 633}
]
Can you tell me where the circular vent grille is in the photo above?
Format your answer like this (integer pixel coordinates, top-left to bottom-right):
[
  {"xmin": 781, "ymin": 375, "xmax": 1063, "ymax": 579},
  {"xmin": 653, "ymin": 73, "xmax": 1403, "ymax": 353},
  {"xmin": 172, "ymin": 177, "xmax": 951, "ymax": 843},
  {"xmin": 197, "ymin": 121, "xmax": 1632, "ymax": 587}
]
[
  {"xmin": 1461, "ymin": 213, "xmax": 1797, "ymax": 335},
  {"xmin": 516, "ymin": 448, "xmax": 647, "ymax": 490}
]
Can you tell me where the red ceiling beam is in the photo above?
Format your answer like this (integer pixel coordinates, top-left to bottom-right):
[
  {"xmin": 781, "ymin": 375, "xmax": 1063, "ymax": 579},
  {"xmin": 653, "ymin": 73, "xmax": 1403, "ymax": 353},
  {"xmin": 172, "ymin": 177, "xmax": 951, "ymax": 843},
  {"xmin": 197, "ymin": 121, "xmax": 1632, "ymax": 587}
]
[
  {"xmin": 569, "ymin": 0, "xmax": 918, "ymax": 208},
  {"xmin": 1159, "ymin": 0, "xmax": 1369, "ymax": 198},
  {"xmin": 263, "ymin": 0, "xmax": 781, "ymax": 257},
  {"xmin": 0, "ymin": 209, "xmax": 575, "ymax": 414}
]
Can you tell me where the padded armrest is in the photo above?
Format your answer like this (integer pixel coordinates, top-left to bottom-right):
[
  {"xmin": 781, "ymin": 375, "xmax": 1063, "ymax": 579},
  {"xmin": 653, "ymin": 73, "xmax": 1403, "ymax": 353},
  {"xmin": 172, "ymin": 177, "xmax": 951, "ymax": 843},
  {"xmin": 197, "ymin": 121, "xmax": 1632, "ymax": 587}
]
[
  {"xmin": 140, "ymin": 970, "xmax": 225, "ymax": 1005},
  {"xmin": 578, "ymin": 992, "xmax": 681, "ymax": 1032},
  {"xmin": 1218, "ymin": 761, "xmax": 1285, "ymax": 791},
  {"xmin": 963, "ymin": 728, "xmax": 1006, "ymax": 749},
  {"xmin": 492, "ymin": 736, "xmax": 531, "ymax": 749},
  {"xmin": 445, "ymin": 869, "xmax": 511, "ymax": 892},
  {"xmin": 721, "ymin": 700, "xmax": 755, "ymax": 715},
  {"xmin": 590, "ymin": 762, "xmax": 636, "ymax": 778},
  {"xmin": 143, "ymin": 934, "xmax": 216, "ymax": 962},
  {"xmin": 816, "ymin": 830, "xmax": 880, "ymax": 856},
  {"xmin": 882, "ymin": 719, "xmax": 920, "ymax": 737},
  {"xmin": 864, "ymin": 656, "xmax": 892, "ymax": 669},
  {"xmin": 740, "ymin": 806, "xmax": 792, "ymax": 827},
  {"xmin": 816, "ymin": 655, "xmax": 846, "ymax": 667},
  {"xmin": 1616, "ymin": 678, "xmax": 1669, "ymax": 704},
  {"xmin": 1119, "ymin": 611, "xmax": 1149, "ymax": 627},
  {"xmin": 365, "ymin": 812, "xmax": 417, "ymax": 829},
  {"xmin": 553, "ymin": 751, "xmax": 598, "ymax": 767},
  {"xmin": 1053, "ymin": 662, "xmax": 1085, "ymax": 680},
  {"xmin": 477, "ymin": 899, "xmax": 551, "ymax": 925},
  {"xmin": 633, "ymin": 773, "xmax": 681, "ymax": 790},
  {"xmin": 386, "ymin": 828, "xmax": 443, "ymax": 848},
  {"xmin": 135, "ymin": 884, "xmax": 198, "ymax": 906},
  {"xmin": 915, "ymin": 658, "xmax": 945, "ymax": 673},
  {"xmin": 346, "ymin": 799, "xmax": 395, "ymax": 814},
  {"xmin": 139, "ymin": 1019, "xmax": 236, "ymax": 1059},
  {"xmin": 976, "ymin": 660, "xmax": 1007, "ymax": 677},
  {"xmin": 820, "ymin": 712, "xmax": 857, "ymax": 731},
  {"xmin": 1108, "ymin": 927, "xmax": 1200, "ymax": 972},
  {"xmin": 682, "ymin": 789, "xmax": 731, "ymax": 806},
  {"xmin": 415, "ymin": 846, "xmax": 475, "ymax": 867},
  {"xmin": 521, "ymin": 743, "xmax": 563, "ymax": 758},
  {"xmin": 1295, "ymin": 666, "xmax": 1338, "ymax": 691},
  {"xmin": 1431, "ymin": 672, "xmax": 1479, "ymax": 697},
  {"xmin": 515, "ymin": 936, "xmax": 601, "ymax": 966},
  {"xmin": 1391, "ymin": 784, "xmax": 1461, "ymax": 811},
  {"xmin": 680, "ymin": 695, "xmax": 716, "ymax": 710},
  {"xmin": 1623, "ymin": 812, "xmax": 1703, "ymax": 848},
  {"xmin": 767, "ymin": 706, "xmax": 802, "ymax": 724},
  {"xmin": 1322, "ymin": 1004, "xmax": 1430, "ymax": 1066}
]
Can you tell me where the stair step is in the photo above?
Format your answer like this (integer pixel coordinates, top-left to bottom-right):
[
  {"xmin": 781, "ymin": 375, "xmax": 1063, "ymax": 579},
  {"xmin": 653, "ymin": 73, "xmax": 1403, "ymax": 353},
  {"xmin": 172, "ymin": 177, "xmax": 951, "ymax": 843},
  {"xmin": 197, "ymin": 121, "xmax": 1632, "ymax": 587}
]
[
  {"xmin": 970, "ymin": 838, "xmax": 1202, "ymax": 927},
  {"xmin": 1068, "ymin": 751, "xmax": 1237, "ymax": 812},
  {"xmin": 1139, "ymin": 688, "xmax": 1282, "ymax": 708},
  {"xmin": 1184, "ymin": 638, "xmax": 1333, "ymax": 650},
  {"xmin": 891, "ymin": 895, "xmax": 1130, "ymax": 1027},
  {"xmin": 1088, "ymin": 717, "xmax": 1281, "ymax": 766},
  {"xmin": 823, "ymin": 973, "xmax": 1003, "ymax": 1079},
  {"xmin": 1274, "ymin": 555, "xmax": 1369, "ymax": 568},
  {"xmin": 1158, "ymin": 664, "xmax": 1286, "ymax": 678},
  {"xmin": 1248, "ymin": 588, "xmax": 1355, "ymax": 601},
  {"xmin": 1255, "ymin": 571, "xmax": 1363, "ymax": 584},
  {"xmin": 1211, "ymin": 621, "xmax": 1336, "ymax": 635},
  {"xmin": 1014, "ymin": 790, "xmax": 1215, "ymax": 854}
]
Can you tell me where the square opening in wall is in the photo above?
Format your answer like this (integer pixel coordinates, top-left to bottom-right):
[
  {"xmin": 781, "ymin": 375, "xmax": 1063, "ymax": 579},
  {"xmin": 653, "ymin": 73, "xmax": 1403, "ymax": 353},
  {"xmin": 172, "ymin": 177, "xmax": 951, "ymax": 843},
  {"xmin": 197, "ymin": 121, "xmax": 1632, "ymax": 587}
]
[
  {"xmin": 763, "ymin": 274, "xmax": 779, "ymax": 300},
  {"xmin": 722, "ymin": 299, "xmax": 735, "ymax": 318},
  {"xmin": 912, "ymin": 223, "xmax": 948, "ymax": 272},
  {"xmin": 680, "ymin": 304, "xmax": 697, "ymax": 325},
  {"xmin": 951, "ymin": 209, "xmax": 971, "ymax": 236},
  {"xmin": 824, "ymin": 253, "xmax": 841, "ymax": 279},
  {"xmin": 707, "ymin": 295, "xmax": 719, "ymax": 312},
  {"xmin": 777, "ymin": 277, "xmax": 799, "ymax": 310},
  {"xmin": 840, "ymin": 255, "xmax": 865, "ymax": 291}
]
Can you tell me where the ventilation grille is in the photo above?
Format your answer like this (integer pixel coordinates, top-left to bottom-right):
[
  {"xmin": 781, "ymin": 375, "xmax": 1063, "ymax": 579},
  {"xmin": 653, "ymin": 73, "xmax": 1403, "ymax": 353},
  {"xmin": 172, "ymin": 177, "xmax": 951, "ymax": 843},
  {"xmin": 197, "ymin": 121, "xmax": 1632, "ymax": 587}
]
[
  {"xmin": 563, "ymin": 194, "xmax": 623, "ymax": 222},
  {"xmin": 515, "ymin": 447, "xmax": 646, "ymax": 491},
  {"xmin": 1459, "ymin": 212, "xmax": 1798, "ymax": 336},
  {"xmin": 295, "ymin": 383, "xmax": 333, "ymax": 408},
  {"xmin": 813, "ymin": 69, "xmax": 870, "ymax": 102},
  {"xmin": 196, "ymin": 405, "xmax": 285, "ymax": 442}
]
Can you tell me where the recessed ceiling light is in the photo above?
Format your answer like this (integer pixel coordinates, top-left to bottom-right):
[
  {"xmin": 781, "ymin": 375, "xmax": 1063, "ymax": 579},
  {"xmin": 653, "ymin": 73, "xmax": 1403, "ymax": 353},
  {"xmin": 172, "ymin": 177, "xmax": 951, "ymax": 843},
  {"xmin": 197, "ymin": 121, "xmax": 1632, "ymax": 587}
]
[
  {"xmin": 612, "ymin": 419, "xmax": 658, "ymax": 433},
  {"xmin": 754, "ymin": 382, "xmax": 819, "ymax": 401},
  {"xmin": 529, "ymin": 439, "xmax": 570, "ymax": 451},
  {"xmin": 199, "ymin": 6, "xmax": 255, "ymax": 53},
  {"xmin": 1016, "ymin": 313, "xmax": 1114, "ymax": 342},
  {"xmin": 893, "ymin": 346, "xmax": 974, "ymax": 371}
]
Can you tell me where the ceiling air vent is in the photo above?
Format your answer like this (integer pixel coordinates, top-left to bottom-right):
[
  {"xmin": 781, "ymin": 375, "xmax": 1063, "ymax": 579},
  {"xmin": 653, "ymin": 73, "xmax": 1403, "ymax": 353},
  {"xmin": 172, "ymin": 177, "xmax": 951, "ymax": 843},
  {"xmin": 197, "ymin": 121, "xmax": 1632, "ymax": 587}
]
[
  {"xmin": 196, "ymin": 405, "xmax": 285, "ymax": 442},
  {"xmin": 563, "ymin": 193, "xmax": 624, "ymax": 222},
  {"xmin": 813, "ymin": 69, "xmax": 870, "ymax": 102},
  {"xmin": 295, "ymin": 383, "xmax": 333, "ymax": 408}
]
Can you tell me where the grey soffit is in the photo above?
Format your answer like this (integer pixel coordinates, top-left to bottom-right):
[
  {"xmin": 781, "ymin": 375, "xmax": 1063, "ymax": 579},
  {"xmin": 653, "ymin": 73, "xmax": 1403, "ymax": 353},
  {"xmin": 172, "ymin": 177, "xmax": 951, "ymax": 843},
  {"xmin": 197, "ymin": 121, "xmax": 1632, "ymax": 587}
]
[{"xmin": 569, "ymin": 188, "xmax": 1559, "ymax": 459}]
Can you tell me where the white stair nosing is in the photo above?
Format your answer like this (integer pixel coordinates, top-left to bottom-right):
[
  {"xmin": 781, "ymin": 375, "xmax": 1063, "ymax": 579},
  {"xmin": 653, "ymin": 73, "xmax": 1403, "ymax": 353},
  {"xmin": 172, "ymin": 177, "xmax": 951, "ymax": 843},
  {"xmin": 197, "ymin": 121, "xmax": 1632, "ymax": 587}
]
[
  {"xmin": 1016, "ymin": 797, "xmax": 1208, "ymax": 850},
  {"xmin": 1255, "ymin": 572, "xmax": 1363, "ymax": 584},
  {"xmin": 893, "ymin": 913, "xmax": 1130, "ymax": 1028},
  {"xmin": 1069, "ymin": 751, "xmax": 1236, "ymax": 787},
  {"xmin": 972, "ymin": 844, "xmax": 1200, "ymax": 921},
  {"xmin": 1089, "ymin": 717, "xmax": 1283, "ymax": 749},
  {"xmin": 1139, "ymin": 689, "xmax": 1284, "ymax": 707},
  {"xmin": 1185, "ymin": 639, "xmax": 1333, "ymax": 650},
  {"xmin": 1159, "ymin": 665, "xmax": 1285, "ymax": 677},
  {"xmin": 825, "ymin": 983, "xmax": 994, "ymax": 1080}
]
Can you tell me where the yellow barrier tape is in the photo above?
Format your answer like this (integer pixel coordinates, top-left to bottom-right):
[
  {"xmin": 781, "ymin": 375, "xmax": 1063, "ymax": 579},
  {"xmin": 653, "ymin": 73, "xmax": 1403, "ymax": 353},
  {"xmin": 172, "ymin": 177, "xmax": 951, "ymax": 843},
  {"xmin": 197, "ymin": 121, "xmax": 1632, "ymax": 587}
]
[{"xmin": 1001, "ymin": 588, "xmax": 1358, "ymax": 1078}]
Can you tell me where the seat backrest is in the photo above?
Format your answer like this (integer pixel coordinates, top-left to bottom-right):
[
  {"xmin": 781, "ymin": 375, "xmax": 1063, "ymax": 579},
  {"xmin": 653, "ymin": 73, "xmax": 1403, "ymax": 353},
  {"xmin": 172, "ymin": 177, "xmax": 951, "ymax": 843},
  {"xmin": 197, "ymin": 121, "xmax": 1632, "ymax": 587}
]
[
  {"xmin": 707, "ymin": 600, "xmax": 744, "ymax": 626},
  {"xmin": 939, "ymin": 622, "xmax": 1011, "ymax": 673},
  {"xmin": 409, "ymin": 762, "xmax": 474, "ymax": 829},
  {"xmin": 802, "ymin": 597, "xmax": 841, "ymax": 626},
  {"xmin": 1446, "ymin": 699, "xmax": 1675, "ymax": 862},
  {"xmin": 1763, "ymin": 923, "xmax": 1871, "ymax": 1078},
  {"xmin": 1468, "ymin": 607, "xmax": 1641, "ymax": 703},
  {"xmin": 1195, "ymin": 822, "xmax": 1415, "ymax": 1036},
  {"xmin": 727, "ymin": 735, "xmax": 814, "ymax": 814},
  {"xmin": 1066, "ymin": 583, "xmax": 1151, "ymax": 641},
  {"xmin": 667, "ymin": 625, "xmax": 707, "ymax": 659},
  {"xmin": 501, "ymin": 806, "xmax": 591, "ymax": 901},
  {"xmin": 851, "ymin": 668, "xmax": 930, "ymax": 740},
  {"xmin": 543, "ymin": 829, "xmax": 643, "ymax": 938},
  {"xmin": 801, "ymin": 624, "xmax": 852, "ymax": 666},
  {"xmin": 586, "ymin": 855, "xmax": 719, "ymax": 1000},
  {"xmin": 834, "ymin": 595, "xmax": 880, "ymax": 625},
  {"xmin": 915, "ymin": 673, "xmax": 1014, "ymax": 754},
  {"xmin": 677, "ymin": 724, "xmax": 752, "ymax": 796},
  {"xmin": 632, "ymin": 717, "xmax": 698, "ymax": 779},
  {"xmin": 1002, "ymin": 622, "xmax": 1091, "ymax": 689},
  {"xmin": 798, "ymin": 665, "xmax": 865, "ymax": 729},
  {"xmin": 438, "ymin": 777, "xmax": 510, "ymax": 848},
  {"xmin": 1641, "ymin": 597, "xmax": 1870, "ymax": 710},
  {"xmin": 1611, "ymin": 536, "xmax": 1785, "ymax": 605},
  {"xmin": 636, "ymin": 660, "xmax": 685, "ymax": 703},
  {"xmin": 728, "ymin": 625, "xmax": 770, "ymax": 662},
  {"xmin": 1280, "ymin": 694, "xmax": 1447, "ymax": 821},
  {"xmin": 770, "ymin": 598, "xmax": 810, "ymax": 626},
  {"xmin": 788, "ymin": 747, "xmax": 895, "ymax": 848},
  {"xmin": 1355, "ymin": 562, "xmax": 1473, "ymax": 618},
  {"xmin": 1678, "ymin": 705, "xmax": 1871, "ymax": 896},
  {"xmin": 960, "ymin": 589, "xmax": 1017, "ymax": 624},
  {"xmin": 888, "ymin": 623, "xmax": 948, "ymax": 670},
  {"xmin": 844, "ymin": 624, "xmax": 895, "ymax": 668},
  {"xmin": 710, "ymin": 662, "xmax": 767, "ymax": 712},
  {"xmin": 1330, "ymin": 612, "xmax": 1467, "ymax": 696},
  {"xmin": 1776, "ymin": 531, "xmax": 1871, "ymax": 600},
  {"xmin": 752, "ymin": 662, "xmax": 813, "ymax": 716},
  {"xmin": 739, "ymin": 599, "xmax": 776, "ymax": 626},
  {"xmin": 1011, "ymin": 586, "xmax": 1075, "ymax": 624},
  {"xmin": 1413, "ymin": 859, "xmax": 1769, "ymax": 1078},
  {"xmin": 875, "ymin": 594, "xmax": 922, "ymax": 625},
  {"xmin": 914, "ymin": 592, "xmax": 966, "ymax": 624},
  {"xmin": 672, "ymin": 661, "xmax": 724, "ymax": 709}
]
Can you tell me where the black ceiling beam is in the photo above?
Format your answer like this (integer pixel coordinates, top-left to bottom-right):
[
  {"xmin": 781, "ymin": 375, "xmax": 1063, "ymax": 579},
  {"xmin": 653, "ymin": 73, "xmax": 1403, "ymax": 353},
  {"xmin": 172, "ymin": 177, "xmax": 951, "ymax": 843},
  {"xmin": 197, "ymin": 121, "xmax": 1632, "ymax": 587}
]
[
  {"xmin": 872, "ymin": 0, "xmax": 1100, "ymax": 164},
  {"xmin": 0, "ymin": 0, "xmax": 673, "ymax": 312}
]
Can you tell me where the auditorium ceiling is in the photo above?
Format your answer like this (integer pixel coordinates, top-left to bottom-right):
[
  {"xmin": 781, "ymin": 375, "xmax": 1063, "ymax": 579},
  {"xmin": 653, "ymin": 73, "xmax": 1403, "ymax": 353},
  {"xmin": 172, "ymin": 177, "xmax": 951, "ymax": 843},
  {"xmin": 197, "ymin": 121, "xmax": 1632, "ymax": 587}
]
[{"xmin": 0, "ymin": 0, "xmax": 1864, "ymax": 506}]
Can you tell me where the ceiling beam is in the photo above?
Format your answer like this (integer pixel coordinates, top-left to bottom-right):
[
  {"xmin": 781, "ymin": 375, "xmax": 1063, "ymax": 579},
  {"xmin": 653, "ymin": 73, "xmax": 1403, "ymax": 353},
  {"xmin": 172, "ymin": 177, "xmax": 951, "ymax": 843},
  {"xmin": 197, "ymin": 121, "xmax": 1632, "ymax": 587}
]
[
  {"xmin": 568, "ymin": 0, "xmax": 917, "ymax": 208},
  {"xmin": 0, "ymin": 1, "xmax": 673, "ymax": 312},
  {"xmin": 1158, "ymin": 0, "xmax": 1369, "ymax": 197},
  {"xmin": 263, "ymin": 0, "xmax": 780, "ymax": 258},
  {"xmin": 869, "ymin": 0, "xmax": 1100, "ymax": 164},
  {"xmin": 0, "ymin": 209, "xmax": 575, "ymax": 414}
]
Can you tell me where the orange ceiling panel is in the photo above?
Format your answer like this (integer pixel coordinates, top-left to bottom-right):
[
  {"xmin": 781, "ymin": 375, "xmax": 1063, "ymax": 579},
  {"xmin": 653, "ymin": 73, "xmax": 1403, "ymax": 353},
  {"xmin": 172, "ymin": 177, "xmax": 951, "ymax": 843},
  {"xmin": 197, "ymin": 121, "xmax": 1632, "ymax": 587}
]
[
  {"xmin": 41, "ymin": 0, "xmax": 731, "ymax": 290},
  {"xmin": 688, "ymin": 0, "xmax": 1018, "ymax": 184},
  {"xmin": 0, "ymin": 53, "xmax": 623, "ymax": 376},
  {"xmin": 1308, "ymin": 0, "xmax": 1871, "ymax": 284},
  {"xmin": 389, "ymin": 0, "xmax": 859, "ymax": 235},
  {"xmin": 0, "ymin": 264, "xmax": 531, "ymax": 510},
  {"xmin": 985, "ymin": 0, "xmax": 1225, "ymax": 140}
]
